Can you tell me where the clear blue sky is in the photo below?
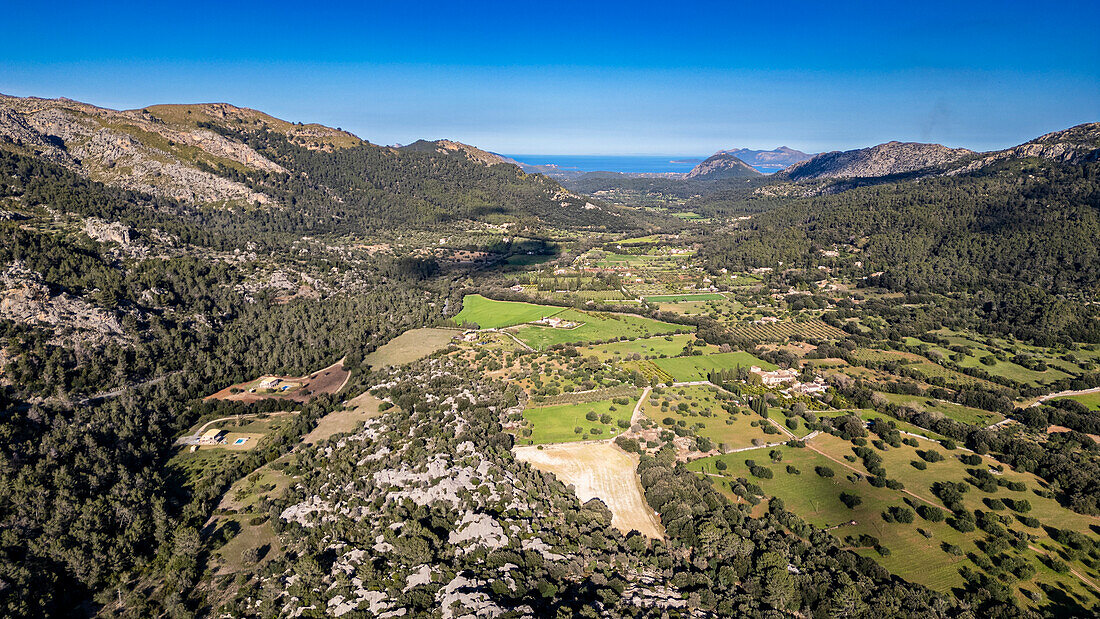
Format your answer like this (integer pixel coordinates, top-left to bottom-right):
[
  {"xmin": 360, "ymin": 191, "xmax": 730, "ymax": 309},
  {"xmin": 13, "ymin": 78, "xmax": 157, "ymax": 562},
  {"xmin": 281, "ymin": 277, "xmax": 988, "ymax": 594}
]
[{"xmin": 2, "ymin": 0, "xmax": 1097, "ymax": 155}]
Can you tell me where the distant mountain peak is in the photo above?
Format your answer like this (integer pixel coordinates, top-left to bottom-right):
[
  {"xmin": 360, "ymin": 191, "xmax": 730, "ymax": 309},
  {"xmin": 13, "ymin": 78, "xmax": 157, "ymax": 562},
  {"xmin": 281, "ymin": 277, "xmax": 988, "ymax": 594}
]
[
  {"xmin": 685, "ymin": 152, "xmax": 763, "ymax": 180},
  {"xmin": 707, "ymin": 146, "xmax": 815, "ymax": 173},
  {"xmin": 399, "ymin": 139, "xmax": 508, "ymax": 166}
]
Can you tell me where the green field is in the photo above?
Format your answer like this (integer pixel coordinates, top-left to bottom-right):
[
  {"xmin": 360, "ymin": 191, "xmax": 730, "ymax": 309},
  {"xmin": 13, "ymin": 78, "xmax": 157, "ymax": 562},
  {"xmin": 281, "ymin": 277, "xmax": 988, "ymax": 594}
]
[
  {"xmin": 1053, "ymin": 391, "xmax": 1100, "ymax": 410},
  {"xmin": 519, "ymin": 394, "xmax": 640, "ymax": 444},
  {"xmin": 363, "ymin": 327, "xmax": 457, "ymax": 367},
  {"xmin": 689, "ymin": 432, "xmax": 1100, "ymax": 601},
  {"xmin": 505, "ymin": 253, "xmax": 555, "ymax": 266},
  {"xmin": 874, "ymin": 392, "xmax": 1004, "ymax": 426},
  {"xmin": 652, "ymin": 352, "xmax": 776, "ymax": 382},
  {"xmin": 577, "ymin": 334, "xmax": 706, "ymax": 361},
  {"xmin": 514, "ymin": 309, "xmax": 686, "ymax": 349},
  {"xmin": 453, "ymin": 294, "xmax": 562, "ymax": 329},
  {"xmin": 819, "ymin": 409, "xmax": 949, "ymax": 441},
  {"xmin": 642, "ymin": 385, "xmax": 775, "ymax": 450},
  {"xmin": 644, "ymin": 293, "xmax": 725, "ymax": 302}
]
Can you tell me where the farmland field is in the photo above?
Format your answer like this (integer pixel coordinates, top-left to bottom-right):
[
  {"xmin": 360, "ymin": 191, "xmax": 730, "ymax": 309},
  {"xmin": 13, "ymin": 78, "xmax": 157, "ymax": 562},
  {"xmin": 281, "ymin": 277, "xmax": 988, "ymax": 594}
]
[
  {"xmin": 514, "ymin": 443, "xmax": 663, "ymax": 538},
  {"xmin": 363, "ymin": 327, "xmax": 456, "ymax": 368},
  {"xmin": 874, "ymin": 392, "xmax": 1004, "ymax": 426},
  {"xmin": 1053, "ymin": 391, "xmax": 1100, "ymax": 410},
  {"xmin": 577, "ymin": 333, "xmax": 703, "ymax": 361},
  {"xmin": 644, "ymin": 293, "xmax": 725, "ymax": 302},
  {"xmin": 690, "ymin": 431, "xmax": 1100, "ymax": 601},
  {"xmin": 519, "ymin": 393, "xmax": 639, "ymax": 444},
  {"xmin": 724, "ymin": 319, "xmax": 847, "ymax": 341},
  {"xmin": 514, "ymin": 309, "xmax": 686, "ymax": 348},
  {"xmin": 641, "ymin": 385, "xmax": 775, "ymax": 450},
  {"xmin": 453, "ymin": 294, "xmax": 562, "ymax": 329},
  {"xmin": 653, "ymin": 351, "xmax": 776, "ymax": 382}
]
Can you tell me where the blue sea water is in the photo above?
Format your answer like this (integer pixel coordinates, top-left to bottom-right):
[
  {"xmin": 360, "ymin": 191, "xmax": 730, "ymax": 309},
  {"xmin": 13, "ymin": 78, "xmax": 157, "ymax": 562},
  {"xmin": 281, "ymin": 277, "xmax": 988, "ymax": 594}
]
[{"xmin": 504, "ymin": 154, "xmax": 702, "ymax": 174}]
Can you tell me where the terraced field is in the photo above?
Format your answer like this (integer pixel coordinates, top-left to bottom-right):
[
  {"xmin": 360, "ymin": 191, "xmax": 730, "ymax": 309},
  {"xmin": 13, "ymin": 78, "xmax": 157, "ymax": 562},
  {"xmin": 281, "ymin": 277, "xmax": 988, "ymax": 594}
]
[{"xmin": 724, "ymin": 319, "xmax": 847, "ymax": 341}]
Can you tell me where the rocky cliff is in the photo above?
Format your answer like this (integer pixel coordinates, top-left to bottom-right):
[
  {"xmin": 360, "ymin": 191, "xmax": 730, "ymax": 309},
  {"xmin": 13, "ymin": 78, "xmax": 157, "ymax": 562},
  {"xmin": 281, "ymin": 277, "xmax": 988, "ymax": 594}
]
[
  {"xmin": 780, "ymin": 141, "xmax": 975, "ymax": 181},
  {"xmin": 949, "ymin": 122, "xmax": 1100, "ymax": 175}
]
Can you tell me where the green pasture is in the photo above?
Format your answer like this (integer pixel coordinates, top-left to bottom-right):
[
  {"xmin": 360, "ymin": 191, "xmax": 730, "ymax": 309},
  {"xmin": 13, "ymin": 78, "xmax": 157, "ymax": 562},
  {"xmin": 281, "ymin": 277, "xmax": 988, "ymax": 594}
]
[
  {"xmin": 520, "ymin": 394, "xmax": 639, "ymax": 444},
  {"xmin": 453, "ymin": 294, "xmax": 562, "ymax": 329},
  {"xmin": 653, "ymin": 352, "xmax": 776, "ymax": 382},
  {"xmin": 514, "ymin": 309, "xmax": 686, "ymax": 348}
]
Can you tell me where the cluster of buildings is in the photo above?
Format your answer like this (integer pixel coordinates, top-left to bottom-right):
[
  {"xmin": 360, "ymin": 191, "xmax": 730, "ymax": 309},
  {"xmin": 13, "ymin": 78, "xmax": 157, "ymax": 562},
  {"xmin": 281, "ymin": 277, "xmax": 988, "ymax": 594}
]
[
  {"xmin": 749, "ymin": 366, "xmax": 828, "ymax": 397},
  {"xmin": 532, "ymin": 316, "xmax": 580, "ymax": 329}
]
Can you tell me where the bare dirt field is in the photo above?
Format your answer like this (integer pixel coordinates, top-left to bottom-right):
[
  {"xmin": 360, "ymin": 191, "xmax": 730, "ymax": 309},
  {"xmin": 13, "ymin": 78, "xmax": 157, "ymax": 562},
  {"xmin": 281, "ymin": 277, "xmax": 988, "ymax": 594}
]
[
  {"xmin": 205, "ymin": 359, "xmax": 350, "ymax": 403},
  {"xmin": 363, "ymin": 327, "xmax": 457, "ymax": 368},
  {"xmin": 303, "ymin": 391, "xmax": 384, "ymax": 445},
  {"xmin": 514, "ymin": 442, "xmax": 664, "ymax": 539}
]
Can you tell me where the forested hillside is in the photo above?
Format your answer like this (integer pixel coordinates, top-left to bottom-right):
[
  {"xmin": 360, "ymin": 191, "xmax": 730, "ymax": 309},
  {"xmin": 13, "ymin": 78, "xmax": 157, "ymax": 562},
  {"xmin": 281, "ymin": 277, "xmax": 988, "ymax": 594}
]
[{"xmin": 700, "ymin": 158, "xmax": 1100, "ymax": 343}]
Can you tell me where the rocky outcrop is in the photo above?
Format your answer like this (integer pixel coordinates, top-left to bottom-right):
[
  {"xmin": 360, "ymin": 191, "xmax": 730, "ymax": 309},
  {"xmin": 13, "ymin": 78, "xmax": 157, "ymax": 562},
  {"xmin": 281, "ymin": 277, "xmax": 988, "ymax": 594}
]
[
  {"xmin": 0, "ymin": 262, "xmax": 126, "ymax": 345},
  {"xmin": 83, "ymin": 218, "xmax": 131, "ymax": 246},
  {"xmin": 950, "ymin": 122, "xmax": 1100, "ymax": 175},
  {"xmin": 685, "ymin": 152, "xmax": 763, "ymax": 180},
  {"xmin": 0, "ymin": 94, "xmax": 283, "ymax": 206},
  {"xmin": 781, "ymin": 141, "xmax": 974, "ymax": 180}
]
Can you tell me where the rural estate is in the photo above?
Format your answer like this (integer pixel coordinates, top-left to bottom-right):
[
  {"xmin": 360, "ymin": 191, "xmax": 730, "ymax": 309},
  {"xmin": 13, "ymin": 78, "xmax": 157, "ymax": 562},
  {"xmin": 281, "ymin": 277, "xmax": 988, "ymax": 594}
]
[{"xmin": 3, "ymin": 4, "xmax": 1100, "ymax": 617}]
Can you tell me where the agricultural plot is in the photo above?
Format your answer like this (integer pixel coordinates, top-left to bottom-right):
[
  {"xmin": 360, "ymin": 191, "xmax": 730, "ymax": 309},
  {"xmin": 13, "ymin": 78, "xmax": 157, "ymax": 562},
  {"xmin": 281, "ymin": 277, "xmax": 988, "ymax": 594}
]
[
  {"xmin": 577, "ymin": 334, "xmax": 705, "ymax": 362},
  {"xmin": 453, "ymin": 294, "xmax": 563, "ymax": 329},
  {"xmin": 641, "ymin": 385, "xmax": 775, "ymax": 451},
  {"xmin": 363, "ymin": 327, "xmax": 457, "ymax": 368},
  {"xmin": 514, "ymin": 443, "xmax": 663, "ymax": 538},
  {"xmin": 533, "ymin": 384, "xmax": 639, "ymax": 406},
  {"xmin": 813, "ymin": 432, "xmax": 1100, "ymax": 605},
  {"xmin": 818, "ymin": 409, "xmax": 949, "ymax": 441},
  {"xmin": 644, "ymin": 293, "xmax": 725, "ymax": 302},
  {"xmin": 875, "ymin": 392, "xmax": 1004, "ymax": 426},
  {"xmin": 622, "ymin": 359, "xmax": 675, "ymax": 384},
  {"xmin": 514, "ymin": 309, "xmax": 686, "ymax": 349},
  {"xmin": 1053, "ymin": 391, "xmax": 1100, "ymax": 410},
  {"xmin": 653, "ymin": 351, "xmax": 775, "ymax": 383},
  {"xmin": 303, "ymin": 392, "xmax": 385, "ymax": 444},
  {"xmin": 505, "ymin": 253, "xmax": 555, "ymax": 266},
  {"xmin": 518, "ymin": 393, "xmax": 639, "ymax": 444},
  {"xmin": 724, "ymin": 319, "xmax": 847, "ymax": 341},
  {"xmin": 691, "ymin": 432, "xmax": 1100, "ymax": 604}
]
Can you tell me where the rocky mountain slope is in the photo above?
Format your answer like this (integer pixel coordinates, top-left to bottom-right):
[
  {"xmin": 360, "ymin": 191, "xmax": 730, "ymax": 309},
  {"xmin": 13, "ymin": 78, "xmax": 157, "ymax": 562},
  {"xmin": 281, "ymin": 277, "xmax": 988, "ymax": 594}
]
[
  {"xmin": 710, "ymin": 146, "xmax": 814, "ymax": 172},
  {"xmin": 0, "ymin": 94, "xmax": 635, "ymax": 231},
  {"xmin": 684, "ymin": 152, "xmax": 763, "ymax": 180},
  {"xmin": 950, "ymin": 122, "xmax": 1100, "ymax": 175},
  {"xmin": 780, "ymin": 141, "xmax": 975, "ymax": 181}
]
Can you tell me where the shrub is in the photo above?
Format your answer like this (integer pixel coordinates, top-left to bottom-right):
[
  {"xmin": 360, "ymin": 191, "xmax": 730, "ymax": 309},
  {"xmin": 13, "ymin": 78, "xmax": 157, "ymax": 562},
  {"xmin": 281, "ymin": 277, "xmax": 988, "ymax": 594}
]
[
  {"xmin": 917, "ymin": 505, "xmax": 945, "ymax": 522},
  {"xmin": 839, "ymin": 492, "xmax": 863, "ymax": 509},
  {"xmin": 815, "ymin": 465, "xmax": 835, "ymax": 478}
]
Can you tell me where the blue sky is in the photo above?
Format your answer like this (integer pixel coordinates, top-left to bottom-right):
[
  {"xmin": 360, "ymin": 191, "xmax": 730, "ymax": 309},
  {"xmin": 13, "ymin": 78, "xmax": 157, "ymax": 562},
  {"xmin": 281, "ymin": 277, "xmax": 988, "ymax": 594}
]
[{"xmin": 2, "ymin": 1, "xmax": 1097, "ymax": 155}]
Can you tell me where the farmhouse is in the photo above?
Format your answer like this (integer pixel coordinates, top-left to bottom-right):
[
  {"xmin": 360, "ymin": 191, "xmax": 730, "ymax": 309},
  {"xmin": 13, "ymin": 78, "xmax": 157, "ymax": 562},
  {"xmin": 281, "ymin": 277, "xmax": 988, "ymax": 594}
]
[
  {"xmin": 199, "ymin": 428, "xmax": 227, "ymax": 445},
  {"xmin": 750, "ymin": 366, "xmax": 798, "ymax": 386},
  {"xmin": 257, "ymin": 377, "xmax": 282, "ymax": 390},
  {"xmin": 791, "ymin": 378, "xmax": 828, "ymax": 396}
]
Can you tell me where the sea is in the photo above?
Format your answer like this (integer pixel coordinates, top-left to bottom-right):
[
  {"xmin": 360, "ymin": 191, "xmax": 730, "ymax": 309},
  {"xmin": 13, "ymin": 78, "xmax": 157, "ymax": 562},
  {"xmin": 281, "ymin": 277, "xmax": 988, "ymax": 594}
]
[{"xmin": 503, "ymin": 154, "xmax": 703, "ymax": 174}]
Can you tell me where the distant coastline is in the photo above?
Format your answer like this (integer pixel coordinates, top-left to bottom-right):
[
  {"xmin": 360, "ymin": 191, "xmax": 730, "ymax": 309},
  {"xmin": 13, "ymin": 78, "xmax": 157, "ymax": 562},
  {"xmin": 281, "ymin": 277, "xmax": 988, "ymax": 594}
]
[{"xmin": 503, "ymin": 154, "xmax": 700, "ymax": 174}]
